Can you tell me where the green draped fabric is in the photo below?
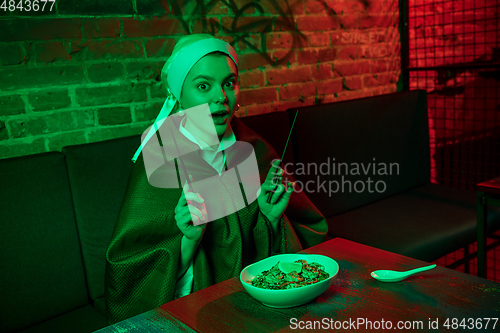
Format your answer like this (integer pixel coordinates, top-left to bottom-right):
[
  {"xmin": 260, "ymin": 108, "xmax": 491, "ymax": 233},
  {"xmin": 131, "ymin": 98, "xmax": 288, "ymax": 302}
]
[{"xmin": 104, "ymin": 116, "xmax": 328, "ymax": 325}]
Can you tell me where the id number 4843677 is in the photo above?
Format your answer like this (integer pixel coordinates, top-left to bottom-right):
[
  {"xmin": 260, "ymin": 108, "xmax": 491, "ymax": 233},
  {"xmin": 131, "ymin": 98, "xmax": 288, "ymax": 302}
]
[
  {"xmin": 1, "ymin": 0, "xmax": 56, "ymax": 12},
  {"xmin": 443, "ymin": 318, "xmax": 498, "ymax": 330}
]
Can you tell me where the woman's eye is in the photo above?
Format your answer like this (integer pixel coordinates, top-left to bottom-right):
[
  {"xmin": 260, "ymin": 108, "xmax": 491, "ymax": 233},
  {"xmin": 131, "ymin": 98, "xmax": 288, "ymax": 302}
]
[
  {"xmin": 225, "ymin": 80, "xmax": 236, "ymax": 88},
  {"xmin": 198, "ymin": 83, "xmax": 209, "ymax": 90}
]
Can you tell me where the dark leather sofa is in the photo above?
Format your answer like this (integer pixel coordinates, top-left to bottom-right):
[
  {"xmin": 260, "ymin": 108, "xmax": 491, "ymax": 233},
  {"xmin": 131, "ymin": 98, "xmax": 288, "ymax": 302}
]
[{"xmin": 1, "ymin": 90, "xmax": 499, "ymax": 332}]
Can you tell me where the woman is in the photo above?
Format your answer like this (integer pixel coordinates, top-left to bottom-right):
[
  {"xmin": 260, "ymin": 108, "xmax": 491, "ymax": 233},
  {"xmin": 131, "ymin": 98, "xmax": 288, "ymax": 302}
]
[{"xmin": 105, "ymin": 34, "xmax": 327, "ymax": 325}]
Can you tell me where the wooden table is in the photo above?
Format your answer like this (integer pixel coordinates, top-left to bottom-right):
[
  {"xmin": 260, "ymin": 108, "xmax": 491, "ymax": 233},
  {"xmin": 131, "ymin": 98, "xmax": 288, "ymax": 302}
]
[
  {"xmin": 97, "ymin": 238, "xmax": 500, "ymax": 333},
  {"xmin": 477, "ymin": 176, "xmax": 500, "ymax": 278}
]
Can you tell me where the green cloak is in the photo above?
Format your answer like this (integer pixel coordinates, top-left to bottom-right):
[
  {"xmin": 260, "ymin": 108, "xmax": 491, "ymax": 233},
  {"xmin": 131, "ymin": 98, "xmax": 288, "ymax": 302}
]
[{"xmin": 105, "ymin": 115, "xmax": 328, "ymax": 325}]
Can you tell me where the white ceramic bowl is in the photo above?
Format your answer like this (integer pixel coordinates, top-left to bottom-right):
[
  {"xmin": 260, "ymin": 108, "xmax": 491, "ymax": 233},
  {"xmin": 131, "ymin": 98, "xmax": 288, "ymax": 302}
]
[{"xmin": 240, "ymin": 254, "xmax": 339, "ymax": 308}]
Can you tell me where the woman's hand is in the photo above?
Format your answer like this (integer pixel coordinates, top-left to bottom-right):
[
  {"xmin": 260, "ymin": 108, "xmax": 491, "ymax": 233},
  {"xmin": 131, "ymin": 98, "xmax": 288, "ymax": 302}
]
[
  {"xmin": 257, "ymin": 160, "xmax": 294, "ymax": 224},
  {"xmin": 175, "ymin": 178, "xmax": 208, "ymax": 242}
]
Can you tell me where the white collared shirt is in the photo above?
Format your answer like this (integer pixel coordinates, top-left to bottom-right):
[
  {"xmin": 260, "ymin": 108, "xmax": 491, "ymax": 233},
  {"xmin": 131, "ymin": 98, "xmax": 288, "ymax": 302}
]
[
  {"xmin": 178, "ymin": 116, "xmax": 236, "ymax": 175},
  {"xmin": 174, "ymin": 115, "xmax": 236, "ymax": 299}
]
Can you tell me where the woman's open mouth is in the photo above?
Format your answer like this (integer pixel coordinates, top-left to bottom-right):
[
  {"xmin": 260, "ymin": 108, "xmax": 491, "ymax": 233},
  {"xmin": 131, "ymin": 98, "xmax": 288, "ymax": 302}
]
[{"xmin": 210, "ymin": 111, "xmax": 229, "ymax": 125}]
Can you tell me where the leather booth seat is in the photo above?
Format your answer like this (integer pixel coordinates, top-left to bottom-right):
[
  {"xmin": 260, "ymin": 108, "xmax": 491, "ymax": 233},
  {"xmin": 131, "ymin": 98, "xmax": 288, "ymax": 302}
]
[
  {"xmin": 285, "ymin": 90, "xmax": 500, "ymax": 261},
  {"xmin": 1, "ymin": 90, "xmax": 499, "ymax": 332}
]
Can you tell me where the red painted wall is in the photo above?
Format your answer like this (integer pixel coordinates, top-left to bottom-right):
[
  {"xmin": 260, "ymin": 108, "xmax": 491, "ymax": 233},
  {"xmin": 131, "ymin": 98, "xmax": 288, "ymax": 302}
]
[{"xmin": 408, "ymin": 0, "xmax": 500, "ymax": 188}]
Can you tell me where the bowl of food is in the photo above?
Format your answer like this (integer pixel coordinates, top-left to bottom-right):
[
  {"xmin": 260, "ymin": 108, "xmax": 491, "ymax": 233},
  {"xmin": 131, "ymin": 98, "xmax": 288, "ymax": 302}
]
[{"xmin": 240, "ymin": 254, "xmax": 339, "ymax": 308}]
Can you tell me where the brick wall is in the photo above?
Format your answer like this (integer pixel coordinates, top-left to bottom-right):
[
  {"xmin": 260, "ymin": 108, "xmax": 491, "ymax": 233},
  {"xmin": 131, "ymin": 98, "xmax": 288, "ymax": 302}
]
[{"xmin": 0, "ymin": 0, "xmax": 401, "ymax": 159}]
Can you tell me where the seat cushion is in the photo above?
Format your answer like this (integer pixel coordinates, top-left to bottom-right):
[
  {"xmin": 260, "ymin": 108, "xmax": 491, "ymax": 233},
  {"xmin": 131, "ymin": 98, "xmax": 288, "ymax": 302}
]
[
  {"xmin": 0, "ymin": 152, "xmax": 89, "ymax": 332},
  {"xmin": 327, "ymin": 183, "xmax": 500, "ymax": 262},
  {"xmin": 93, "ymin": 296, "xmax": 106, "ymax": 316},
  {"xmin": 17, "ymin": 304, "xmax": 107, "ymax": 333},
  {"xmin": 239, "ymin": 111, "xmax": 295, "ymax": 173},
  {"xmin": 62, "ymin": 135, "xmax": 141, "ymax": 303},
  {"xmin": 287, "ymin": 90, "xmax": 430, "ymax": 218}
]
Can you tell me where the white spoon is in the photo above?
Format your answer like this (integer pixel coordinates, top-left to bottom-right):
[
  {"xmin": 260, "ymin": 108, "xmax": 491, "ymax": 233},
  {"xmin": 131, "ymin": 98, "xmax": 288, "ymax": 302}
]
[{"xmin": 371, "ymin": 264, "xmax": 437, "ymax": 282}]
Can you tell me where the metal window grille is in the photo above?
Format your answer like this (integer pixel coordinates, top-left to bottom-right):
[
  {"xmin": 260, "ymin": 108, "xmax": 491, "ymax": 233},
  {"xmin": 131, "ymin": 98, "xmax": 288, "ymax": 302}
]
[{"xmin": 403, "ymin": 0, "xmax": 500, "ymax": 190}]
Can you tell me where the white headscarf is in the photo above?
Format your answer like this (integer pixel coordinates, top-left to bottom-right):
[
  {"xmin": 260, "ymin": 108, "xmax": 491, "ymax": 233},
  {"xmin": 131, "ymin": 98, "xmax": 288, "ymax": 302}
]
[{"xmin": 132, "ymin": 34, "xmax": 238, "ymax": 162}]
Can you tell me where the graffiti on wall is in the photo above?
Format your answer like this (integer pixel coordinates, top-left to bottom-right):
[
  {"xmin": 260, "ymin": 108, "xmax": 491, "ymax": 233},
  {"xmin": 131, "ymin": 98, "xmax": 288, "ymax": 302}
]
[
  {"xmin": 163, "ymin": 0, "xmax": 376, "ymax": 67},
  {"xmin": 165, "ymin": 0, "xmax": 306, "ymax": 66}
]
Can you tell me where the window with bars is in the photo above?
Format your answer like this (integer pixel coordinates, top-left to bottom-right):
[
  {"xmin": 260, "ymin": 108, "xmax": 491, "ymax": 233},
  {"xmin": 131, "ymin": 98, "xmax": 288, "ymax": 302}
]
[{"xmin": 404, "ymin": 0, "xmax": 500, "ymax": 190}]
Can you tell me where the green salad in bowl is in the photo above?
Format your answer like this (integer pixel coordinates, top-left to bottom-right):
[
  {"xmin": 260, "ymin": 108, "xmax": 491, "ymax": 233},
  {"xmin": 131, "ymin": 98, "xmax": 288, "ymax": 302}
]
[
  {"xmin": 240, "ymin": 254, "xmax": 339, "ymax": 308},
  {"xmin": 251, "ymin": 259, "xmax": 330, "ymax": 290}
]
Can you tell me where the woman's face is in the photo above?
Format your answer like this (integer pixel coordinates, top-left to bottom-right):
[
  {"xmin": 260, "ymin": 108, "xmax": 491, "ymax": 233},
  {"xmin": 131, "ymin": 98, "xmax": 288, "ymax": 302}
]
[{"xmin": 180, "ymin": 53, "xmax": 239, "ymax": 139}]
